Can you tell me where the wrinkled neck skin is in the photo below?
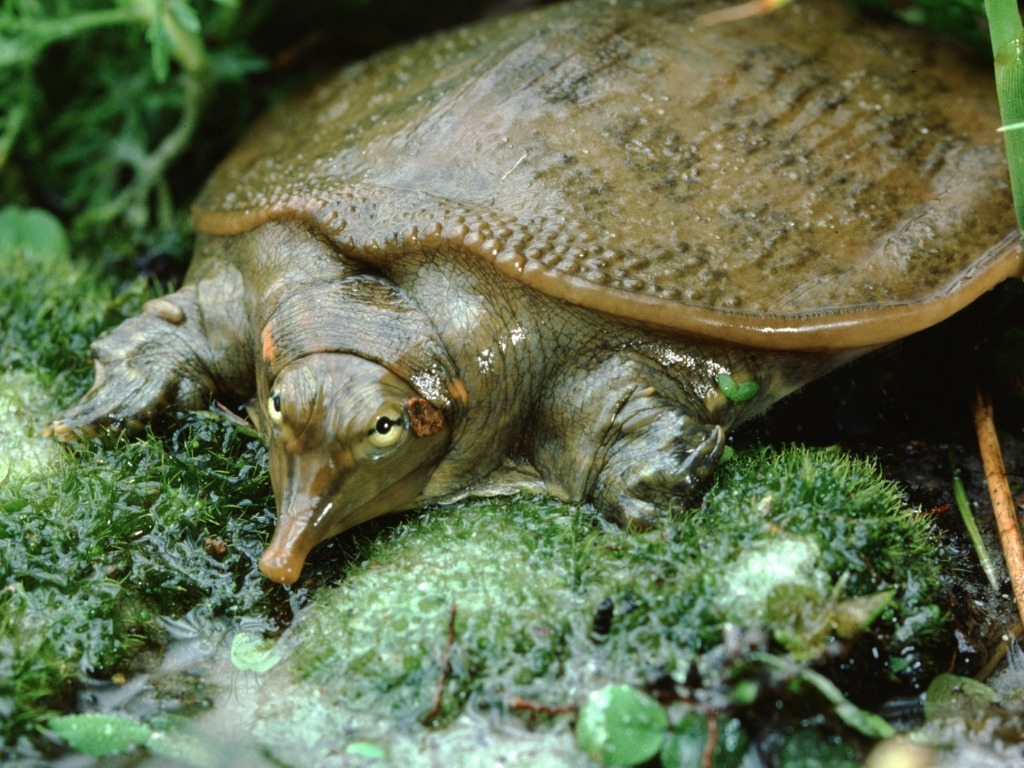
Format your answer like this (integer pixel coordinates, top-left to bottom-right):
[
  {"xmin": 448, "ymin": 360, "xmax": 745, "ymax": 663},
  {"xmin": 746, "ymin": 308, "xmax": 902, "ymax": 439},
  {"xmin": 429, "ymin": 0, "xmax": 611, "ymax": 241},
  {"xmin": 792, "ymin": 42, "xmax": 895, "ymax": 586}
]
[{"xmin": 212, "ymin": 223, "xmax": 465, "ymax": 582}]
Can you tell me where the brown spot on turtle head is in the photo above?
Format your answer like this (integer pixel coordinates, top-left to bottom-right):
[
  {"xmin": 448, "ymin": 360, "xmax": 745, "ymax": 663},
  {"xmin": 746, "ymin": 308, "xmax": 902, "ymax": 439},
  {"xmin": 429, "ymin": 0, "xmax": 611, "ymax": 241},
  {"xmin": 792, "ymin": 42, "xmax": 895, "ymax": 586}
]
[{"xmin": 408, "ymin": 397, "xmax": 444, "ymax": 437}]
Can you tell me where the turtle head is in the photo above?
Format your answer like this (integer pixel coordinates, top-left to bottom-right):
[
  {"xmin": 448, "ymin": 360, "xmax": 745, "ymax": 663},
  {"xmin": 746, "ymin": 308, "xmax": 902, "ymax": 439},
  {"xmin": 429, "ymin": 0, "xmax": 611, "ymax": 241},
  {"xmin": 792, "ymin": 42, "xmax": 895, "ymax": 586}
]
[{"xmin": 256, "ymin": 353, "xmax": 450, "ymax": 584}]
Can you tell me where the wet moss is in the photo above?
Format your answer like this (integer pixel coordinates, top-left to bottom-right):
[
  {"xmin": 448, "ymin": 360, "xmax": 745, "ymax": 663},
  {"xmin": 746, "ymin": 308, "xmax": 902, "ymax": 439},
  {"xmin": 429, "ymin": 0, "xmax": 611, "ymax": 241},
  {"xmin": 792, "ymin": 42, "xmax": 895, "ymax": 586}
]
[
  {"xmin": 0, "ymin": 255, "xmax": 276, "ymax": 756},
  {"xmin": 281, "ymin": 447, "xmax": 948, "ymax": 750}
]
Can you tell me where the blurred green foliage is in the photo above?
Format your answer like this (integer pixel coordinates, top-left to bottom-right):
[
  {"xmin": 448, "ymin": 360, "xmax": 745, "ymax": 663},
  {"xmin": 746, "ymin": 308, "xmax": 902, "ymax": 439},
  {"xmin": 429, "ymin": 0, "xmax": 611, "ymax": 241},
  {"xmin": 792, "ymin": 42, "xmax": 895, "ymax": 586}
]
[
  {"xmin": 851, "ymin": 0, "xmax": 988, "ymax": 51},
  {"xmin": 0, "ymin": 0, "xmax": 491, "ymax": 279},
  {"xmin": 0, "ymin": 0, "xmax": 277, "ymax": 276}
]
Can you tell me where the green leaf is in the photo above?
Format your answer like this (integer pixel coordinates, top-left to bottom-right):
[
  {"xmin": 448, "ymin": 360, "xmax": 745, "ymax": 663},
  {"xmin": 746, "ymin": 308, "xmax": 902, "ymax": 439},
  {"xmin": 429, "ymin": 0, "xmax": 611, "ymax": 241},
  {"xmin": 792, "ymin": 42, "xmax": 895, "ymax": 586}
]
[
  {"xmin": 145, "ymin": 729, "xmax": 221, "ymax": 768},
  {"xmin": 923, "ymin": 673, "xmax": 1000, "ymax": 722},
  {"xmin": 208, "ymin": 46, "xmax": 270, "ymax": 81},
  {"xmin": 717, "ymin": 373, "xmax": 759, "ymax": 403},
  {"xmin": 777, "ymin": 728, "xmax": 858, "ymax": 768},
  {"xmin": 0, "ymin": 206, "xmax": 70, "ymax": 264},
  {"xmin": 147, "ymin": 0, "xmax": 171, "ymax": 83},
  {"xmin": 48, "ymin": 714, "xmax": 151, "ymax": 757},
  {"xmin": 0, "ymin": 37, "xmax": 40, "ymax": 68},
  {"xmin": 167, "ymin": 0, "xmax": 201, "ymax": 33},
  {"xmin": 345, "ymin": 742, "xmax": 386, "ymax": 758},
  {"xmin": 576, "ymin": 684, "xmax": 668, "ymax": 766},
  {"xmin": 230, "ymin": 631, "xmax": 282, "ymax": 673},
  {"xmin": 830, "ymin": 590, "xmax": 894, "ymax": 638}
]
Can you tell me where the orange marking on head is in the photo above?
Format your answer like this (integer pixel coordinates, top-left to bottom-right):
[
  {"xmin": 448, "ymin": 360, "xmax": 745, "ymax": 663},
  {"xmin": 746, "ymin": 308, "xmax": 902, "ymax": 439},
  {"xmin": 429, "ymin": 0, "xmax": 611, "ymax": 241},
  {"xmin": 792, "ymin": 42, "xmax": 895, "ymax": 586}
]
[
  {"xmin": 262, "ymin": 323, "xmax": 277, "ymax": 363},
  {"xmin": 334, "ymin": 448, "xmax": 357, "ymax": 470},
  {"xmin": 447, "ymin": 378, "xmax": 469, "ymax": 407}
]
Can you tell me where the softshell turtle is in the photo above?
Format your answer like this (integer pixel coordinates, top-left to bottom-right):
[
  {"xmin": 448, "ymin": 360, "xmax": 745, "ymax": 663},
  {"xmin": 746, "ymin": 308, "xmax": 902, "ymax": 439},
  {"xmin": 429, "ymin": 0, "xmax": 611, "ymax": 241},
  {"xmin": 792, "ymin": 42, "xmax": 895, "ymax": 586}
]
[{"xmin": 49, "ymin": 0, "xmax": 1024, "ymax": 584}]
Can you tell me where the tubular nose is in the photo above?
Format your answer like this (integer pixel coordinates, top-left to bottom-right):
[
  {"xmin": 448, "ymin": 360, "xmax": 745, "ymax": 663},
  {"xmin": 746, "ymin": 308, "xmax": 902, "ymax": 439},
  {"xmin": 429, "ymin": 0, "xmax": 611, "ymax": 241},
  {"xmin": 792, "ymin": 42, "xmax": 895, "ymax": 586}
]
[{"xmin": 259, "ymin": 547, "xmax": 305, "ymax": 584}]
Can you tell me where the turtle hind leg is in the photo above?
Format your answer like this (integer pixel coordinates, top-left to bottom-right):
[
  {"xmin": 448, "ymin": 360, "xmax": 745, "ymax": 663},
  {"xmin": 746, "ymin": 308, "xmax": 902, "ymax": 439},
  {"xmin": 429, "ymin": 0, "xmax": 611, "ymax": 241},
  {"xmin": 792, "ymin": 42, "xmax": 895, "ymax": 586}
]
[{"xmin": 47, "ymin": 286, "xmax": 229, "ymax": 441}]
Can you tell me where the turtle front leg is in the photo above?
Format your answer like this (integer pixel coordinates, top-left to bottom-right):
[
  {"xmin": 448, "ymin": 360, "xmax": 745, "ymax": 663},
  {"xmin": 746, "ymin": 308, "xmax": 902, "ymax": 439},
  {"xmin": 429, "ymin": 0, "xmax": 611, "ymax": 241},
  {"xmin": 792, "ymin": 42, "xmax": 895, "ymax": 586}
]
[
  {"xmin": 586, "ymin": 393, "xmax": 725, "ymax": 527},
  {"xmin": 529, "ymin": 353, "xmax": 725, "ymax": 527},
  {"xmin": 47, "ymin": 262, "xmax": 252, "ymax": 441}
]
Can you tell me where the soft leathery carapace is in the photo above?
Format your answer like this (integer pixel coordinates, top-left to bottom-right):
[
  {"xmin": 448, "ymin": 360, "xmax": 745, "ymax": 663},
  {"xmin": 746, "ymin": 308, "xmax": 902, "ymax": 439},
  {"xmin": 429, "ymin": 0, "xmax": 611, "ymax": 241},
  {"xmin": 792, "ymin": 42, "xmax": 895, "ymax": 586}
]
[{"xmin": 49, "ymin": 0, "xmax": 1023, "ymax": 583}]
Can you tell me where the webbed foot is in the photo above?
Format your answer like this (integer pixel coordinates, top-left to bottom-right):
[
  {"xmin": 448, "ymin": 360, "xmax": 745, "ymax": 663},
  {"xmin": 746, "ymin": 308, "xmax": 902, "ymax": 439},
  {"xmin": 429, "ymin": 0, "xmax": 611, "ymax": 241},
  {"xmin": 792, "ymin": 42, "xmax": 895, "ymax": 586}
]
[
  {"xmin": 593, "ymin": 411, "xmax": 725, "ymax": 528},
  {"xmin": 46, "ymin": 292, "xmax": 216, "ymax": 441}
]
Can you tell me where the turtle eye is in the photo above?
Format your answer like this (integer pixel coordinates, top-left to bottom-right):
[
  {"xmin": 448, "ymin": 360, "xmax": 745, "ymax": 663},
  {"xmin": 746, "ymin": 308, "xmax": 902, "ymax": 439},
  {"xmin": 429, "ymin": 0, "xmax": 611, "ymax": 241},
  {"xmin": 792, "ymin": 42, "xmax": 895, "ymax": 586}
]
[
  {"xmin": 268, "ymin": 392, "xmax": 284, "ymax": 426},
  {"xmin": 368, "ymin": 412, "xmax": 404, "ymax": 449}
]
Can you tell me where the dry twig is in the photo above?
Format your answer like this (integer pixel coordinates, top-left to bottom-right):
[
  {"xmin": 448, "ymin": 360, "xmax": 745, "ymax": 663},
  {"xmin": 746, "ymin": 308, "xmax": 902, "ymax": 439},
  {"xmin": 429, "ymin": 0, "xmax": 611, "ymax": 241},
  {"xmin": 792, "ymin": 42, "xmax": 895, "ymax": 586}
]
[
  {"xmin": 701, "ymin": 711, "xmax": 719, "ymax": 768},
  {"xmin": 507, "ymin": 696, "xmax": 576, "ymax": 715},
  {"xmin": 972, "ymin": 387, "xmax": 1024, "ymax": 626},
  {"xmin": 974, "ymin": 618, "xmax": 1024, "ymax": 681},
  {"xmin": 422, "ymin": 601, "xmax": 457, "ymax": 726}
]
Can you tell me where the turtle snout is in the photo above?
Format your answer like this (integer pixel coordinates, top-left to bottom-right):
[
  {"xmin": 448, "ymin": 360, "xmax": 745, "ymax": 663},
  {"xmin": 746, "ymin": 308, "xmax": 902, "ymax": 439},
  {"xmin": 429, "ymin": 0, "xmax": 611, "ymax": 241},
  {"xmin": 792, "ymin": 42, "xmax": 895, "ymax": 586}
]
[
  {"xmin": 259, "ymin": 547, "xmax": 305, "ymax": 585},
  {"xmin": 259, "ymin": 518, "xmax": 318, "ymax": 584}
]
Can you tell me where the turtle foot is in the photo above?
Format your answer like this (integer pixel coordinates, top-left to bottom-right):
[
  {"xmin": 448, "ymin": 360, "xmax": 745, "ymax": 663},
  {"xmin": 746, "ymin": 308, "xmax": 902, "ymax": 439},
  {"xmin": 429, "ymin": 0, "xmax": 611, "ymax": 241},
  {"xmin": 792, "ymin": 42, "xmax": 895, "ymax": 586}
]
[
  {"xmin": 46, "ymin": 295, "xmax": 214, "ymax": 441},
  {"xmin": 593, "ymin": 410, "xmax": 726, "ymax": 528}
]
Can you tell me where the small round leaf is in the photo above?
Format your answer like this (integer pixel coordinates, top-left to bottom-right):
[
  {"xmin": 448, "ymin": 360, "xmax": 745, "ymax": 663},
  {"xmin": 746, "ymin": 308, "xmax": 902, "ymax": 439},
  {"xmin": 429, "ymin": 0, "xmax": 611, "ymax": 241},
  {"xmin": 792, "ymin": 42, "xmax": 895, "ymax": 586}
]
[
  {"xmin": 0, "ymin": 206, "xmax": 70, "ymax": 265},
  {"xmin": 717, "ymin": 373, "xmax": 759, "ymax": 403},
  {"xmin": 230, "ymin": 631, "xmax": 282, "ymax": 673},
  {"xmin": 345, "ymin": 742, "xmax": 386, "ymax": 758},
  {"xmin": 576, "ymin": 684, "xmax": 668, "ymax": 765}
]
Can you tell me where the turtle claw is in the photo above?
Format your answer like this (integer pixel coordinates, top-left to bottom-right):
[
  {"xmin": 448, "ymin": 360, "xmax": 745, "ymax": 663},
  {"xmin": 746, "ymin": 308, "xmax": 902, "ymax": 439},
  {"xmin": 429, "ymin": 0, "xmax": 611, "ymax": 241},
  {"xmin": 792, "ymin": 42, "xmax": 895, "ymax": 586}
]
[
  {"xmin": 47, "ymin": 298, "xmax": 215, "ymax": 441},
  {"xmin": 595, "ymin": 415, "xmax": 726, "ymax": 527}
]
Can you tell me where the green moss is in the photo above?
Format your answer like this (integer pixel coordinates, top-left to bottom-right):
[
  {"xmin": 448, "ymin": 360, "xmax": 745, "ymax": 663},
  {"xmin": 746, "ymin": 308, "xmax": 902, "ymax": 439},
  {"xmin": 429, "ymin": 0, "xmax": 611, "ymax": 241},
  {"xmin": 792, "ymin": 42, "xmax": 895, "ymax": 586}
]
[
  {"xmin": 281, "ymin": 446, "xmax": 947, "ymax": 753},
  {"xmin": 0, "ymin": 370, "xmax": 58, "ymax": 479},
  {"xmin": 699, "ymin": 447, "xmax": 949, "ymax": 683},
  {"xmin": 0, "ymin": 250, "xmax": 276, "ymax": 756},
  {"xmin": 0, "ymin": 414, "xmax": 276, "ymax": 752}
]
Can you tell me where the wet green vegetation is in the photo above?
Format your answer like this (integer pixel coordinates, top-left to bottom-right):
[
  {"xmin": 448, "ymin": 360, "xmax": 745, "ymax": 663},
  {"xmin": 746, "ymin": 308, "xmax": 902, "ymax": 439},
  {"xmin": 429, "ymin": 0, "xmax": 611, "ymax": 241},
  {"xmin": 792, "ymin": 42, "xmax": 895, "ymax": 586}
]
[
  {"xmin": 0, "ymin": 238, "xmax": 958, "ymax": 763},
  {"xmin": 283, "ymin": 448, "xmax": 947, "ymax": 730},
  {"xmin": 0, "ymin": 249, "xmax": 276, "ymax": 756}
]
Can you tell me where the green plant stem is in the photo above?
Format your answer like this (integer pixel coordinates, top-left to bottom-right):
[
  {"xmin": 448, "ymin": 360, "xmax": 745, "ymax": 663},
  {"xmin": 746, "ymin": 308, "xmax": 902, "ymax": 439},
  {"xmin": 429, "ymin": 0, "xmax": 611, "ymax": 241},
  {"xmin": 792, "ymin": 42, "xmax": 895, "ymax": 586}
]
[
  {"xmin": 984, "ymin": 0, "xmax": 1024, "ymax": 230},
  {"xmin": 950, "ymin": 449, "xmax": 1001, "ymax": 591},
  {"xmin": 0, "ymin": 101, "xmax": 25, "ymax": 169},
  {"xmin": 128, "ymin": 0, "xmax": 210, "ymax": 78},
  {"xmin": 77, "ymin": 70, "xmax": 208, "ymax": 228}
]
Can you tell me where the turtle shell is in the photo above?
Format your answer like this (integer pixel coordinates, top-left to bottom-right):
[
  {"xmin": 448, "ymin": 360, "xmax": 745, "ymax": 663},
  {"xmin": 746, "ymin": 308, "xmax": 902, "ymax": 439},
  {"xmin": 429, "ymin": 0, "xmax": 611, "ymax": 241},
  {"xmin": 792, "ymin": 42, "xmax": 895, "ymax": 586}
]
[{"xmin": 192, "ymin": 0, "xmax": 1023, "ymax": 350}]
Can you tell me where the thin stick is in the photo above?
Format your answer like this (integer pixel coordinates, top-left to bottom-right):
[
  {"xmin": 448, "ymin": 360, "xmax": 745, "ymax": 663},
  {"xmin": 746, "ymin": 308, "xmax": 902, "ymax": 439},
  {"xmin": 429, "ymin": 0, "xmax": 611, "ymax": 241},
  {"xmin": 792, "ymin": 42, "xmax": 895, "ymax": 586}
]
[
  {"xmin": 701, "ymin": 712, "xmax": 719, "ymax": 768},
  {"xmin": 507, "ymin": 696, "xmax": 576, "ymax": 714},
  {"xmin": 973, "ymin": 387, "xmax": 1024, "ymax": 626},
  {"xmin": 422, "ymin": 602, "xmax": 457, "ymax": 726},
  {"xmin": 213, "ymin": 399, "xmax": 252, "ymax": 428}
]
